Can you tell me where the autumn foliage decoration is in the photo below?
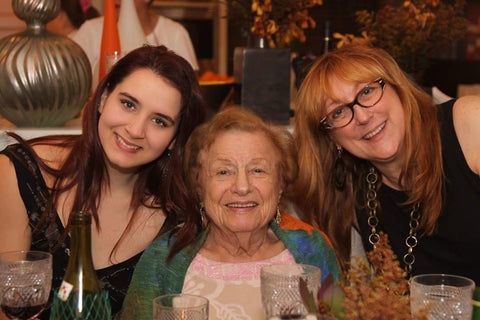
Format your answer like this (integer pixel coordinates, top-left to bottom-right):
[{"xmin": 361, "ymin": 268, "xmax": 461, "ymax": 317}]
[
  {"xmin": 298, "ymin": 233, "xmax": 430, "ymax": 319},
  {"xmin": 228, "ymin": 0, "xmax": 322, "ymax": 48},
  {"xmin": 340, "ymin": 233, "xmax": 429, "ymax": 320},
  {"xmin": 333, "ymin": 0, "xmax": 467, "ymax": 74}
]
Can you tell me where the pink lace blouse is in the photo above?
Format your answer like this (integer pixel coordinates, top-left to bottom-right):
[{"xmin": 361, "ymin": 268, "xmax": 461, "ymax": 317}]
[{"xmin": 183, "ymin": 249, "xmax": 296, "ymax": 319}]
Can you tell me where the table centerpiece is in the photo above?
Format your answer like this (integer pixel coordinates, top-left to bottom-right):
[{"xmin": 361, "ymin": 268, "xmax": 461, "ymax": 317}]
[{"xmin": 333, "ymin": 0, "xmax": 467, "ymax": 79}]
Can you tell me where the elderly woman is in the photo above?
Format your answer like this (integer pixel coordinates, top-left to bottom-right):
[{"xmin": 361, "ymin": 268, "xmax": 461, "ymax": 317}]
[
  {"xmin": 294, "ymin": 44, "xmax": 480, "ymax": 282},
  {"xmin": 121, "ymin": 106, "xmax": 339, "ymax": 319}
]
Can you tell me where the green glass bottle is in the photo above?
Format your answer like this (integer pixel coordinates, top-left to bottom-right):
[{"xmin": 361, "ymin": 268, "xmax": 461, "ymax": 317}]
[
  {"xmin": 472, "ymin": 287, "xmax": 480, "ymax": 320},
  {"xmin": 50, "ymin": 211, "xmax": 111, "ymax": 320}
]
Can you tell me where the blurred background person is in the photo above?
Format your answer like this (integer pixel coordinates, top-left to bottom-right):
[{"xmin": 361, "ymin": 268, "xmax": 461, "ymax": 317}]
[
  {"xmin": 121, "ymin": 106, "xmax": 339, "ymax": 320},
  {"xmin": 72, "ymin": 0, "xmax": 198, "ymax": 76},
  {"xmin": 47, "ymin": 0, "xmax": 100, "ymax": 37}
]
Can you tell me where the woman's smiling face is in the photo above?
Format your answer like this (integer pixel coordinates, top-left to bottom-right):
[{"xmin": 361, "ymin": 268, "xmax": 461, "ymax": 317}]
[
  {"xmin": 326, "ymin": 76, "xmax": 406, "ymax": 171},
  {"xmin": 198, "ymin": 130, "xmax": 283, "ymax": 236},
  {"xmin": 98, "ymin": 68, "xmax": 181, "ymax": 173}
]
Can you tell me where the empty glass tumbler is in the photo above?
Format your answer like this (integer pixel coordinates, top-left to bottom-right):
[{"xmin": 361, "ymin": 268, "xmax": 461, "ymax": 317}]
[
  {"xmin": 153, "ymin": 294, "xmax": 209, "ymax": 320},
  {"xmin": 410, "ymin": 273, "xmax": 475, "ymax": 320},
  {"xmin": 261, "ymin": 264, "xmax": 321, "ymax": 319}
]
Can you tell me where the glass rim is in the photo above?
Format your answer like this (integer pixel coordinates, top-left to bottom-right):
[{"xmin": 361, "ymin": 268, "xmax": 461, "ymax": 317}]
[
  {"xmin": 260, "ymin": 263, "xmax": 321, "ymax": 276},
  {"xmin": 0, "ymin": 250, "xmax": 52, "ymax": 258},
  {"xmin": 0, "ymin": 250, "xmax": 52, "ymax": 263},
  {"xmin": 153, "ymin": 293, "xmax": 209, "ymax": 309},
  {"xmin": 410, "ymin": 273, "xmax": 475, "ymax": 288}
]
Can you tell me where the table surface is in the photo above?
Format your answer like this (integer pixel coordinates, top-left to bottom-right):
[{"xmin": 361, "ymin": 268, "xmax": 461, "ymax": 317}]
[{"xmin": 0, "ymin": 127, "xmax": 82, "ymax": 150}]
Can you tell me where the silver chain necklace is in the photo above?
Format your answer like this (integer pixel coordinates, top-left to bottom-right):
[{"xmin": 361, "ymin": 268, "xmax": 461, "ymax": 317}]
[{"xmin": 366, "ymin": 167, "xmax": 420, "ymax": 277}]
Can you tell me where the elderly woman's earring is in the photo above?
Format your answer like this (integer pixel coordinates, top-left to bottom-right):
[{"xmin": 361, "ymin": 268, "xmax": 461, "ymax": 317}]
[
  {"xmin": 275, "ymin": 206, "xmax": 282, "ymax": 225},
  {"xmin": 200, "ymin": 203, "xmax": 207, "ymax": 226},
  {"xmin": 333, "ymin": 146, "xmax": 347, "ymax": 190}
]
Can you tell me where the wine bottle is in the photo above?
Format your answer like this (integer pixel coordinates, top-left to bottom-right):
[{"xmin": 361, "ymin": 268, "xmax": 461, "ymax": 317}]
[
  {"xmin": 49, "ymin": 211, "xmax": 111, "ymax": 320},
  {"xmin": 472, "ymin": 287, "xmax": 480, "ymax": 320}
]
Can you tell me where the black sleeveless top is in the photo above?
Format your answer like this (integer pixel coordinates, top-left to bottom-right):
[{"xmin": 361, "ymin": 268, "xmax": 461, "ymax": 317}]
[
  {"xmin": 1, "ymin": 144, "xmax": 142, "ymax": 318},
  {"xmin": 356, "ymin": 99, "xmax": 480, "ymax": 285}
]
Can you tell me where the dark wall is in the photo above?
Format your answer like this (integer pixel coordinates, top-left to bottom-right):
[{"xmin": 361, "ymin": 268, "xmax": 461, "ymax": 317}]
[
  {"xmin": 423, "ymin": 59, "xmax": 480, "ymax": 98},
  {"xmin": 422, "ymin": 1, "xmax": 480, "ymax": 97},
  {"xmin": 295, "ymin": 0, "xmax": 379, "ymax": 56}
]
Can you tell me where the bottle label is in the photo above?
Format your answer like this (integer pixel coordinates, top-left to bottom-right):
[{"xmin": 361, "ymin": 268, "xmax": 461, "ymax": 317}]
[{"xmin": 58, "ymin": 280, "xmax": 74, "ymax": 301}]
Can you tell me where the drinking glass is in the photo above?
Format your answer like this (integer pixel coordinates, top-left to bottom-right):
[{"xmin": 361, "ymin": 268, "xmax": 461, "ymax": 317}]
[
  {"xmin": 153, "ymin": 294, "xmax": 209, "ymax": 320},
  {"xmin": 410, "ymin": 273, "xmax": 475, "ymax": 320},
  {"xmin": 261, "ymin": 263, "xmax": 321, "ymax": 319},
  {"xmin": 0, "ymin": 251, "xmax": 52, "ymax": 320},
  {"xmin": 105, "ymin": 51, "xmax": 122, "ymax": 73}
]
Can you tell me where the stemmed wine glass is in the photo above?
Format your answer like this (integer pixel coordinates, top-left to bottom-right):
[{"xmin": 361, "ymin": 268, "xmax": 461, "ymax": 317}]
[{"xmin": 0, "ymin": 251, "xmax": 52, "ymax": 320}]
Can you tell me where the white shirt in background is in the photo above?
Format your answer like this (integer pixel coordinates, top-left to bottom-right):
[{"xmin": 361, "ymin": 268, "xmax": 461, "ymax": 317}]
[{"xmin": 72, "ymin": 15, "xmax": 199, "ymax": 76}]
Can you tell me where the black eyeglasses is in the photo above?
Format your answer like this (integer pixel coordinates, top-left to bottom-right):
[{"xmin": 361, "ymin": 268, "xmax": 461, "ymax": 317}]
[{"xmin": 320, "ymin": 78, "xmax": 386, "ymax": 129}]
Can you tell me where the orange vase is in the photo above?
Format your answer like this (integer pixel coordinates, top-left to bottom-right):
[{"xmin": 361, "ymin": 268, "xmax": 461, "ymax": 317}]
[{"xmin": 98, "ymin": 0, "xmax": 121, "ymax": 81}]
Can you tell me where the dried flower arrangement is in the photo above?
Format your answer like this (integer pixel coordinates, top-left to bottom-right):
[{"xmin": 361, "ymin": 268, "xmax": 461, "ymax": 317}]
[
  {"xmin": 340, "ymin": 233, "xmax": 427, "ymax": 320},
  {"xmin": 333, "ymin": 0, "xmax": 467, "ymax": 74},
  {"xmin": 300, "ymin": 233, "xmax": 429, "ymax": 319},
  {"xmin": 227, "ymin": 0, "xmax": 322, "ymax": 48}
]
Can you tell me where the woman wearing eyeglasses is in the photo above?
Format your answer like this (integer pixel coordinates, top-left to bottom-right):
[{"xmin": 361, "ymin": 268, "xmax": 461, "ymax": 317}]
[{"xmin": 293, "ymin": 44, "xmax": 480, "ymax": 283}]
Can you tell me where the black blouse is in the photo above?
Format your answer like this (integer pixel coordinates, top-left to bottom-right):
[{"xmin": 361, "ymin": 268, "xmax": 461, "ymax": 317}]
[
  {"xmin": 356, "ymin": 99, "xmax": 480, "ymax": 285},
  {"xmin": 1, "ymin": 144, "xmax": 141, "ymax": 318}
]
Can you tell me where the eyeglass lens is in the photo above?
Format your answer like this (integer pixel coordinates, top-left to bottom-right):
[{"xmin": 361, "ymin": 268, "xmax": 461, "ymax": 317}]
[{"xmin": 324, "ymin": 79, "xmax": 384, "ymax": 128}]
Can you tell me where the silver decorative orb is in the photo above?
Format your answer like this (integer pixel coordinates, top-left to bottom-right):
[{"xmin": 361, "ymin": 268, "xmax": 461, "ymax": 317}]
[{"xmin": 0, "ymin": 0, "xmax": 92, "ymax": 127}]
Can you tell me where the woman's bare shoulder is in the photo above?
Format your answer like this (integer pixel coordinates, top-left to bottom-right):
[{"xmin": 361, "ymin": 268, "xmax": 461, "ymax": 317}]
[
  {"xmin": 0, "ymin": 153, "xmax": 16, "ymax": 175},
  {"xmin": 452, "ymin": 95, "xmax": 480, "ymax": 174},
  {"xmin": 0, "ymin": 154, "xmax": 31, "ymax": 252},
  {"xmin": 454, "ymin": 95, "xmax": 480, "ymax": 111},
  {"xmin": 31, "ymin": 142, "xmax": 71, "ymax": 170}
]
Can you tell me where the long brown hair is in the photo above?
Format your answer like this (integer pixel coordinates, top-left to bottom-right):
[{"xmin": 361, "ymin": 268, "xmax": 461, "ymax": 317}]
[
  {"xmin": 167, "ymin": 106, "xmax": 298, "ymax": 261},
  {"xmin": 12, "ymin": 45, "xmax": 206, "ymax": 255},
  {"xmin": 294, "ymin": 45, "xmax": 443, "ymax": 267}
]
